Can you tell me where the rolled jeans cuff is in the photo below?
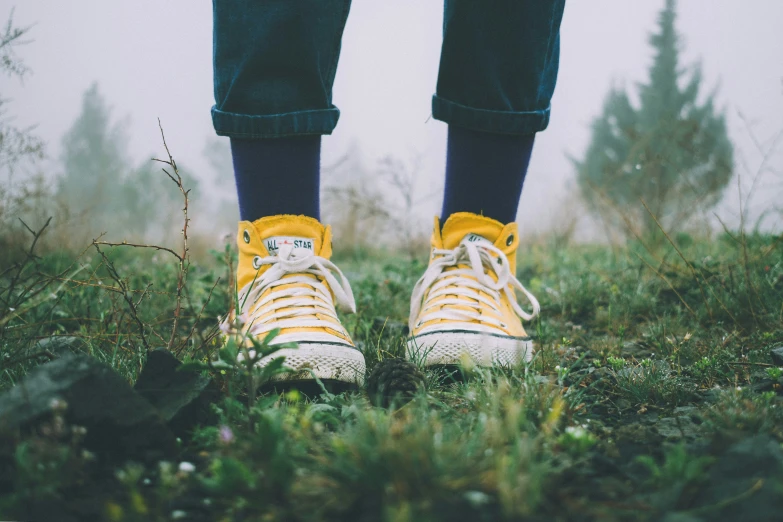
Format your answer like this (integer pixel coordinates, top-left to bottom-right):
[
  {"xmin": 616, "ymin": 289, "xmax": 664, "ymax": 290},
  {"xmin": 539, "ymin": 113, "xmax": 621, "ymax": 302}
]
[
  {"xmin": 211, "ymin": 105, "xmax": 341, "ymax": 138},
  {"xmin": 431, "ymin": 94, "xmax": 550, "ymax": 136}
]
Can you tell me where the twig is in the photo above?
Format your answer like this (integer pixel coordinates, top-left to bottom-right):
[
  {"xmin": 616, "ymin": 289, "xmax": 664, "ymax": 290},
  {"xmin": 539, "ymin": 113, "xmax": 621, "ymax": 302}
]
[
  {"xmin": 641, "ymin": 199, "xmax": 714, "ymax": 319},
  {"xmin": 641, "ymin": 198, "xmax": 744, "ymax": 329},
  {"xmin": 92, "ymin": 240, "xmax": 183, "ymax": 262},
  {"xmin": 736, "ymin": 176, "xmax": 763, "ymax": 324},
  {"xmin": 633, "ymin": 251, "xmax": 698, "ymax": 319},
  {"xmin": 684, "ymin": 479, "xmax": 763, "ymax": 516},
  {"xmin": 1, "ymin": 349, "xmax": 58, "ymax": 370},
  {"xmin": 176, "ymin": 276, "xmax": 221, "ymax": 357},
  {"xmin": 727, "ymin": 361, "xmax": 774, "ymax": 368},
  {"xmin": 5, "ymin": 217, "xmax": 51, "ymax": 303},
  {"xmin": 154, "ymin": 119, "xmax": 191, "ymax": 353},
  {"xmin": 91, "ymin": 242, "xmax": 151, "ymax": 351}
]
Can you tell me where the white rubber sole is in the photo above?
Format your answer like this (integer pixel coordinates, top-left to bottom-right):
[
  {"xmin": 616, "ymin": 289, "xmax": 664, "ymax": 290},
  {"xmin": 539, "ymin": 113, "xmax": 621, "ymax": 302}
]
[
  {"xmin": 257, "ymin": 342, "xmax": 366, "ymax": 385},
  {"xmin": 407, "ymin": 330, "xmax": 533, "ymax": 368}
]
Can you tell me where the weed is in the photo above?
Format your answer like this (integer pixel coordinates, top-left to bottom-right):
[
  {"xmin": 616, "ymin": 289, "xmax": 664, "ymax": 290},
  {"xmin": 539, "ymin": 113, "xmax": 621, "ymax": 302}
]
[
  {"xmin": 766, "ymin": 367, "xmax": 782, "ymax": 380},
  {"xmin": 700, "ymin": 389, "xmax": 783, "ymax": 444},
  {"xmin": 612, "ymin": 361, "xmax": 693, "ymax": 407},
  {"xmin": 607, "ymin": 355, "xmax": 626, "ymax": 372},
  {"xmin": 636, "ymin": 443, "xmax": 714, "ymax": 488}
]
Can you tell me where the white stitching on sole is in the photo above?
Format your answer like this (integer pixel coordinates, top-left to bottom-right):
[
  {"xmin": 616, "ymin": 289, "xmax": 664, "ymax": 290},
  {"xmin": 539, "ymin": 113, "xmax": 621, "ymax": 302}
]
[
  {"xmin": 258, "ymin": 343, "xmax": 366, "ymax": 385},
  {"xmin": 407, "ymin": 332, "xmax": 534, "ymax": 367}
]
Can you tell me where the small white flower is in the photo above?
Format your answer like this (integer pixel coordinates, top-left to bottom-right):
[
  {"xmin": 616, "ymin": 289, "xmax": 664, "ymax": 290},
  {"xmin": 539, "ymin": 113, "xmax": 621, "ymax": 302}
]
[
  {"xmin": 736, "ymin": 386, "xmax": 742, "ymax": 391},
  {"xmin": 178, "ymin": 461, "xmax": 196, "ymax": 473},
  {"xmin": 171, "ymin": 510, "xmax": 188, "ymax": 520},
  {"xmin": 565, "ymin": 426, "xmax": 588, "ymax": 439},
  {"xmin": 49, "ymin": 398, "xmax": 68, "ymax": 411},
  {"xmin": 555, "ymin": 365, "xmax": 561, "ymax": 371},
  {"xmin": 8, "ymin": 307, "xmax": 15, "ymax": 312}
]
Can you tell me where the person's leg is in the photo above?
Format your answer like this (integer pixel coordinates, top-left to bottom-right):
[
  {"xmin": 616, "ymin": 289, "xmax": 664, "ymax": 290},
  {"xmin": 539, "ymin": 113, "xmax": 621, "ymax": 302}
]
[
  {"xmin": 408, "ymin": 0, "xmax": 565, "ymax": 369},
  {"xmin": 212, "ymin": 0, "xmax": 352, "ymax": 221},
  {"xmin": 436, "ymin": 0, "xmax": 565, "ymax": 224},
  {"xmin": 213, "ymin": 0, "xmax": 365, "ymax": 389},
  {"xmin": 440, "ymin": 127, "xmax": 534, "ymax": 224},
  {"xmin": 230, "ymin": 137, "xmax": 321, "ymax": 220}
]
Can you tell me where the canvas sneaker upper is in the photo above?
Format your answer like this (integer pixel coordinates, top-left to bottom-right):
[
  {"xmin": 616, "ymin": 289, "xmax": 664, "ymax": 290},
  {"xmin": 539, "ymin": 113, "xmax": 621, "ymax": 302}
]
[
  {"xmin": 409, "ymin": 212, "xmax": 540, "ymax": 339},
  {"xmin": 222, "ymin": 214, "xmax": 356, "ymax": 348}
]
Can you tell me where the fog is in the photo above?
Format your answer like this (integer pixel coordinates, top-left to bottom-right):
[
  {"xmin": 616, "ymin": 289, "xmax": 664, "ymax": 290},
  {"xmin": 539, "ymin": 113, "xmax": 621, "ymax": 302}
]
[{"xmin": 4, "ymin": 0, "xmax": 783, "ymax": 240}]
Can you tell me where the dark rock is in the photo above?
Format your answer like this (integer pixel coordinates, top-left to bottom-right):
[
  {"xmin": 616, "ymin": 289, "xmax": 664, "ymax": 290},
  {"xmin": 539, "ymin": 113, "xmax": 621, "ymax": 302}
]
[
  {"xmin": 617, "ymin": 360, "xmax": 670, "ymax": 379},
  {"xmin": 134, "ymin": 349, "xmax": 220, "ymax": 436},
  {"xmin": 655, "ymin": 416, "xmax": 698, "ymax": 440},
  {"xmin": 366, "ymin": 359, "xmax": 426, "ymax": 408},
  {"xmin": 640, "ymin": 412, "xmax": 659, "ymax": 425},
  {"xmin": 673, "ymin": 406, "xmax": 698, "ymax": 417},
  {"xmin": 0, "ymin": 354, "xmax": 176, "ymax": 460},
  {"xmin": 580, "ymin": 366, "xmax": 611, "ymax": 388},
  {"xmin": 621, "ymin": 341, "xmax": 653, "ymax": 359},
  {"xmin": 770, "ymin": 346, "xmax": 783, "ymax": 366},
  {"xmin": 613, "ymin": 422, "xmax": 662, "ymax": 460},
  {"xmin": 689, "ymin": 435, "xmax": 783, "ymax": 521},
  {"xmin": 751, "ymin": 379, "xmax": 776, "ymax": 393},
  {"xmin": 697, "ymin": 388, "xmax": 724, "ymax": 404}
]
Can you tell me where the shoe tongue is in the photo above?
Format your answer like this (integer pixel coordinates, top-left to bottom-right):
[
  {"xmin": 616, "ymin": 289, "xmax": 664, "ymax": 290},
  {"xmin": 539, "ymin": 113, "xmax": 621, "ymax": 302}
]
[
  {"xmin": 460, "ymin": 233, "xmax": 495, "ymax": 249},
  {"xmin": 263, "ymin": 236, "xmax": 316, "ymax": 257},
  {"xmin": 252, "ymin": 215, "xmax": 326, "ymax": 258},
  {"xmin": 440, "ymin": 212, "xmax": 504, "ymax": 250}
]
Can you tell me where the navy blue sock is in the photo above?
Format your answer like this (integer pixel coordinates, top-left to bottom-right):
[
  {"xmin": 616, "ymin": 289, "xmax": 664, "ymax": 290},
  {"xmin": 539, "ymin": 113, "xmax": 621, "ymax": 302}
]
[
  {"xmin": 440, "ymin": 126, "xmax": 535, "ymax": 225},
  {"xmin": 230, "ymin": 136, "xmax": 321, "ymax": 222}
]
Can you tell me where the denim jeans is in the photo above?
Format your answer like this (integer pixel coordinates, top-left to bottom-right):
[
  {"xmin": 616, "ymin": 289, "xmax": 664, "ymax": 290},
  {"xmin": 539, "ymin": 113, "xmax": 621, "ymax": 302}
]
[{"xmin": 212, "ymin": 0, "xmax": 566, "ymax": 138}]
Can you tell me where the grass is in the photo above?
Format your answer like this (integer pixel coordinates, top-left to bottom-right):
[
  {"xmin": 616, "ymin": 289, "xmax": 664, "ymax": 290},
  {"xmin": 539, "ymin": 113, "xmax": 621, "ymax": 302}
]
[{"xmin": 1, "ymin": 223, "xmax": 782, "ymax": 521}]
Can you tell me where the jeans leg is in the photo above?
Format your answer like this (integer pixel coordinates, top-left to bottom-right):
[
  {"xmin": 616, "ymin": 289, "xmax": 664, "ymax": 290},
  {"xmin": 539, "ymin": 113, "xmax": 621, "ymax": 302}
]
[
  {"xmin": 212, "ymin": 0, "xmax": 352, "ymax": 138},
  {"xmin": 433, "ymin": 0, "xmax": 566, "ymax": 135}
]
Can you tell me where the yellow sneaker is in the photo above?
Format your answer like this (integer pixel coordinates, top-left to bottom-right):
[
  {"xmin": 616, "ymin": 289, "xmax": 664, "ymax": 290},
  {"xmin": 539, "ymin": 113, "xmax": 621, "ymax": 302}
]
[
  {"xmin": 222, "ymin": 214, "xmax": 365, "ymax": 386},
  {"xmin": 407, "ymin": 212, "xmax": 540, "ymax": 367}
]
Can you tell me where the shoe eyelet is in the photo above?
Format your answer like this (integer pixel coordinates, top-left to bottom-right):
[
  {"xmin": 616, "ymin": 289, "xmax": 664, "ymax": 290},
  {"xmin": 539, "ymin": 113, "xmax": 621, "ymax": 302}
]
[
  {"xmin": 243, "ymin": 230, "xmax": 251, "ymax": 244},
  {"xmin": 506, "ymin": 234, "xmax": 514, "ymax": 247},
  {"xmin": 252, "ymin": 256, "xmax": 262, "ymax": 269}
]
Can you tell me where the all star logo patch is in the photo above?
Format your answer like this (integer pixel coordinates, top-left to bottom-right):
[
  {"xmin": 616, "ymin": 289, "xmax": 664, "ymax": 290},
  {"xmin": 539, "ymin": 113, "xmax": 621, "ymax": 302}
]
[
  {"xmin": 264, "ymin": 236, "xmax": 314, "ymax": 255},
  {"xmin": 462, "ymin": 233, "xmax": 493, "ymax": 247}
]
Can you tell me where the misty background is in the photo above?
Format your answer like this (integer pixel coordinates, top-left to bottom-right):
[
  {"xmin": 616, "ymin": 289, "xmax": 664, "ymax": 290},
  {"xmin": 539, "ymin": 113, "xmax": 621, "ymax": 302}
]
[{"xmin": 3, "ymin": 0, "xmax": 783, "ymax": 250}]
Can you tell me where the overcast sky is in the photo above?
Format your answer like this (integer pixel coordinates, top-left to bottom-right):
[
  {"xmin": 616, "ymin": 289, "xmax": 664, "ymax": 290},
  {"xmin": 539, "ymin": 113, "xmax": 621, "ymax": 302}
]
[{"xmin": 4, "ymin": 0, "xmax": 783, "ymax": 238}]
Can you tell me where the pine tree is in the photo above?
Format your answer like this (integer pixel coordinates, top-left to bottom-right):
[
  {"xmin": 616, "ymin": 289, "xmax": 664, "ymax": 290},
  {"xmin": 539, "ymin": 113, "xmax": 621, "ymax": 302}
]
[
  {"xmin": 0, "ymin": 10, "xmax": 44, "ymax": 172},
  {"xmin": 57, "ymin": 83, "xmax": 129, "ymax": 221},
  {"xmin": 574, "ymin": 0, "xmax": 733, "ymax": 236},
  {"xmin": 57, "ymin": 83, "xmax": 201, "ymax": 240}
]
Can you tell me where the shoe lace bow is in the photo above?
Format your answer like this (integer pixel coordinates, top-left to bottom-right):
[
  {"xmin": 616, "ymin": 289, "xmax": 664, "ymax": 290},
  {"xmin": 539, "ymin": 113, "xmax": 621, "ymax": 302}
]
[
  {"xmin": 221, "ymin": 244, "xmax": 356, "ymax": 338},
  {"xmin": 409, "ymin": 240, "xmax": 540, "ymax": 331}
]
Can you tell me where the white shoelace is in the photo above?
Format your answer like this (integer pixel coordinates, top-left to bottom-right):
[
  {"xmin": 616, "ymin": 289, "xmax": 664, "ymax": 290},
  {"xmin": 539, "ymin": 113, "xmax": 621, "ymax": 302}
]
[
  {"xmin": 409, "ymin": 240, "xmax": 540, "ymax": 333},
  {"xmin": 222, "ymin": 243, "xmax": 356, "ymax": 339}
]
